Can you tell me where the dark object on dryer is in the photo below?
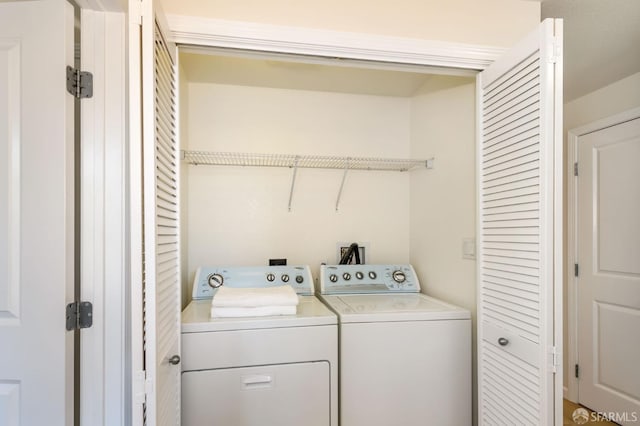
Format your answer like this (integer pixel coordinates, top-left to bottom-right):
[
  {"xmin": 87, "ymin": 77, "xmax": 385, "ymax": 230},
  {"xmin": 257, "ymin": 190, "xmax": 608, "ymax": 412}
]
[{"xmin": 339, "ymin": 243, "xmax": 361, "ymax": 265}]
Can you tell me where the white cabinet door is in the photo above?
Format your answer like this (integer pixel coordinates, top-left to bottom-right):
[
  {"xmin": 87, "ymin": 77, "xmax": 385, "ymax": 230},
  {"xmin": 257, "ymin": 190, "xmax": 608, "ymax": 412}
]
[
  {"xmin": 0, "ymin": 1, "xmax": 75, "ymax": 425},
  {"xmin": 129, "ymin": 0, "xmax": 181, "ymax": 424},
  {"xmin": 476, "ymin": 19, "xmax": 563, "ymax": 425}
]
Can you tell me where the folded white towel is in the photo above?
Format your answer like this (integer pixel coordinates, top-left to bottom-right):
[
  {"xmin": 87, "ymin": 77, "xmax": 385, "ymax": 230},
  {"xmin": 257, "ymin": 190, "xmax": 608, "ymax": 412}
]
[
  {"xmin": 211, "ymin": 305, "xmax": 297, "ymax": 318},
  {"xmin": 211, "ymin": 285, "xmax": 299, "ymax": 308}
]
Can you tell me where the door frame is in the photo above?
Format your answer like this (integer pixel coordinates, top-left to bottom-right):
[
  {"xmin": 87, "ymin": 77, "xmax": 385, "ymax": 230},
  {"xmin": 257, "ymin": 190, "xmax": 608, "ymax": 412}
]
[
  {"xmin": 166, "ymin": 14, "xmax": 505, "ymax": 73},
  {"xmin": 77, "ymin": 3, "xmax": 128, "ymax": 426},
  {"xmin": 92, "ymin": 10, "xmax": 534, "ymax": 425},
  {"xmin": 566, "ymin": 106, "xmax": 640, "ymax": 402}
]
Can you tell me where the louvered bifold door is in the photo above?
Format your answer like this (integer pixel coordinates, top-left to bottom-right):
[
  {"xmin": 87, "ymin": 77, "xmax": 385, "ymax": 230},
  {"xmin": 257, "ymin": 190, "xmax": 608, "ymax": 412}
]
[
  {"xmin": 141, "ymin": 3, "xmax": 180, "ymax": 425},
  {"xmin": 477, "ymin": 19, "xmax": 562, "ymax": 426}
]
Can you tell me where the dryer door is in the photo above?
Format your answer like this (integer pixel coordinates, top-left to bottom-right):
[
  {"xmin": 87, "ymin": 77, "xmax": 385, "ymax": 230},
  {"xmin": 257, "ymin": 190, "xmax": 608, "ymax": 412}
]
[{"xmin": 182, "ymin": 361, "xmax": 331, "ymax": 426}]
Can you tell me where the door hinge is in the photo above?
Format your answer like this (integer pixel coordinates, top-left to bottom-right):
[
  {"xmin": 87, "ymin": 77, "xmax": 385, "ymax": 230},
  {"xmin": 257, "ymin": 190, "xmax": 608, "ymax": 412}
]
[
  {"xmin": 65, "ymin": 301, "xmax": 93, "ymax": 330},
  {"xmin": 548, "ymin": 36, "xmax": 562, "ymax": 64},
  {"xmin": 129, "ymin": 0, "xmax": 145, "ymax": 26},
  {"xmin": 134, "ymin": 370, "xmax": 153, "ymax": 404},
  {"xmin": 66, "ymin": 66, "xmax": 93, "ymax": 99},
  {"xmin": 551, "ymin": 346, "xmax": 560, "ymax": 373},
  {"xmin": 574, "ymin": 162, "xmax": 578, "ymax": 176},
  {"xmin": 575, "ymin": 364, "xmax": 580, "ymax": 378},
  {"xmin": 574, "ymin": 263, "xmax": 579, "ymax": 277}
]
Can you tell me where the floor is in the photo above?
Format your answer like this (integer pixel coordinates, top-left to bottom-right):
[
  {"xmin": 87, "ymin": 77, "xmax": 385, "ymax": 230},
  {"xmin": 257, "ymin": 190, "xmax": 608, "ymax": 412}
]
[{"xmin": 563, "ymin": 399, "xmax": 619, "ymax": 425}]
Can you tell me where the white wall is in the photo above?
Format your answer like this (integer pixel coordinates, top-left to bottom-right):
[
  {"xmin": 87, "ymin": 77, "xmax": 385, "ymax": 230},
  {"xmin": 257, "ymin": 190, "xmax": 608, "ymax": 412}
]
[
  {"xmin": 564, "ymin": 72, "xmax": 640, "ymax": 131},
  {"xmin": 185, "ymin": 83, "xmax": 412, "ymax": 296},
  {"xmin": 160, "ymin": 0, "xmax": 539, "ymax": 47},
  {"xmin": 409, "ymin": 75, "xmax": 477, "ymax": 419},
  {"xmin": 562, "ymin": 71, "xmax": 640, "ymax": 388}
]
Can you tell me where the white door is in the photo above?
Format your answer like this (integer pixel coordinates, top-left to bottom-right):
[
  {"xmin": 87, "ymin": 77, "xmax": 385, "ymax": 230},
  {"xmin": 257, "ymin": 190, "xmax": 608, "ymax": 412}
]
[
  {"xmin": 577, "ymin": 117, "xmax": 640, "ymax": 425},
  {"xmin": 0, "ymin": 0, "xmax": 75, "ymax": 425},
  {"xmin": 476, "ymin": 19, "xmax": 563, "ymax": 425},
  {"xmin": 129, "ymin": 0, "xmax": 181, "ymax": 424}
]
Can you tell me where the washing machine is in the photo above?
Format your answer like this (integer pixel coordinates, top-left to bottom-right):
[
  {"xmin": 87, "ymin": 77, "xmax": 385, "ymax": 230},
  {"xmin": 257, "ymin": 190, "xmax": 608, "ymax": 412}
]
[
  {"xmin": 181, "ymin": 265, "xmax": 338, "ymax": 426},
  {"xmin": 318, "ymin": 264, "xmax": 471, "ymax": 426}
]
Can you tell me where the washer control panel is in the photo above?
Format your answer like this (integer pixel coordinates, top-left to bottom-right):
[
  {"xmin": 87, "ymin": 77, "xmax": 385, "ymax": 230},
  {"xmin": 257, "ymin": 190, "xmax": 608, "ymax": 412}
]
[
  {"xmin": 319, "ymin": 264, "xmax": 420, "ymax": 294},
  {"xmin": 192, "ymin": 265, "xmax": 314, "ymax": 299}
]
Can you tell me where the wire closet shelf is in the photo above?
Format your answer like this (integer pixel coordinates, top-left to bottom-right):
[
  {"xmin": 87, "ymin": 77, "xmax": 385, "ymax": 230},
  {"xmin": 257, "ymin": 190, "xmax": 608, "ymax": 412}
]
[
  {"xmin": 181, "ymin": 151, "xmax": 431, "ymax": 172},
  {"xmin": 181, "ymin": 150, "xmax": 434, "ymax": 211}
]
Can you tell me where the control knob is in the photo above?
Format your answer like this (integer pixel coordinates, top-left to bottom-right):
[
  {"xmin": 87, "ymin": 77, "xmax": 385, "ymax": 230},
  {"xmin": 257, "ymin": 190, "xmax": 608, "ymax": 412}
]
[
  {"xmin": 355, "ymin": 271, "xmax": 364, "ymax": 280},
  {"xmin": 329, "ymin": 274, "xmax": 338, "ymax": 283},
  {"xmin": 281, "ymin": 274, "xmax": 290, "ymax": 283},
  {"xmin": 368, "ymin": 271, "xmax": 377, "ymax": 279},
  {"xmin": 343, "ymin": 273, "xmax": 351, "ymax": 281},
  {"xmin": 295, "ymin": 275, "xmax": 304, "ymax": 284},
  {"xmin": 207, "ymin": 273, "xmax": 224, "ymax": 288},
  {"xmin": 266, "ymin": 273, "xmax": 276, "ymax": 282},
  {"xmin": 392, "ymin": 270, "xmax": 406, "ymax": 283}
]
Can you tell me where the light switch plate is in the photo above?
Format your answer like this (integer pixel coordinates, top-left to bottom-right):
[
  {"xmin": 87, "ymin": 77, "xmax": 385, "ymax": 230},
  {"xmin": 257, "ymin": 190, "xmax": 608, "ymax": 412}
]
[{"xmin": 462, "ymin": 238, "xmax": 476, "ymax": 260}]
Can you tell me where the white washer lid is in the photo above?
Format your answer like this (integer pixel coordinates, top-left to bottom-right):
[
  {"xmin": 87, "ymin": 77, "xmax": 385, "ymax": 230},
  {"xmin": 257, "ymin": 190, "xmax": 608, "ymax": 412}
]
[
  {"xmin": 181, "ymin": 295, "xmax": 337, "ymax": 333},
  {"xmin": 319, "ymin": 293, "xmax": 470, "ymax": 323}
]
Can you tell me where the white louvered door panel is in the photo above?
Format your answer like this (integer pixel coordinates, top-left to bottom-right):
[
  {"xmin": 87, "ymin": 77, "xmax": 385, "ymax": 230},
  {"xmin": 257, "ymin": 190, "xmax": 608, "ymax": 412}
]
[
  {"xmin": 141, "ymin": 1, "xmax": 180, "ymax": 424},
  {"xmin": 477, "ymin": 19, "xmax": 562, "ymax": 426}
]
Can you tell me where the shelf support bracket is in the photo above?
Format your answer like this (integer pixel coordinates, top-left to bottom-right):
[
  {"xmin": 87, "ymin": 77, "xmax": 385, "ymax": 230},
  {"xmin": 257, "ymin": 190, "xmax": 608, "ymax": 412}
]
[
  {"xmin": 335, "ymin": 158, "xmax": 351, "ymax": 212},
  {"xmin": 287, "ymin": 156, "xmax": 300, "ymax": 212}
]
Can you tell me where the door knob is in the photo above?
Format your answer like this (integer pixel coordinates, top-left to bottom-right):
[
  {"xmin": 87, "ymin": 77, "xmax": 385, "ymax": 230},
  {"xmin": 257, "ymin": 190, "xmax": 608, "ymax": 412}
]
[
  {"xmin": 168, "ymin": 355, "xmax": 181, "ymax": 365},
  {"xmin": 498, "ymin": 337, "xmax": 509, "ymax": 347}
]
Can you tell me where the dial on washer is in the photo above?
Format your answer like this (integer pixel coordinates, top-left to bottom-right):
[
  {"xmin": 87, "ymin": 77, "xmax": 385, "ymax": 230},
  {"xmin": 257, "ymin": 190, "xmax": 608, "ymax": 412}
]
[
  {"xmin": 392, "ymin": 270, "xmax": 406, "ymax": 283},
  {"xmin": 207, "ymin": 273, "xmax": 224, "ymax": 288}
]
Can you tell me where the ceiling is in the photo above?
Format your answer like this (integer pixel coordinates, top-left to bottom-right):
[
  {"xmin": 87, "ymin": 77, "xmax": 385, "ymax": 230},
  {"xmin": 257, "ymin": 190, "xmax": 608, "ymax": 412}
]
[{"xmin": 542, "ymin": 0, "xmax": 640, "ymax": 101}]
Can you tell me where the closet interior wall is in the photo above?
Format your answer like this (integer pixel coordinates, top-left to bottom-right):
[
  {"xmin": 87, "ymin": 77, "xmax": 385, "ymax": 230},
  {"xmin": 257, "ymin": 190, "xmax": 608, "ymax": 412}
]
[{"xmin": 178, "ymin": 52, "xmax": 476, "ymax": 318}]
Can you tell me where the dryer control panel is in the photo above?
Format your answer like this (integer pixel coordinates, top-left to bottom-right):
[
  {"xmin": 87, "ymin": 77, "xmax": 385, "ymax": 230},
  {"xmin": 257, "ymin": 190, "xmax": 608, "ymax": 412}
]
[
  {"xmin": 192, "ymin": 265, "xmax": 314, "ymax": 299},
  {"xmin": 319, "ymin": 264, "xmax": 421, "ymax": 294}
]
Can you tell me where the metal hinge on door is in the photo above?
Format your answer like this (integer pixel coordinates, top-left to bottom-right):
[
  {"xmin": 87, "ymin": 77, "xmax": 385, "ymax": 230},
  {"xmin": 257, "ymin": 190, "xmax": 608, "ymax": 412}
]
[
  {"xmin": 548, "ymin": 36, "xmax": 562, "ymax": 64},
  {"xmin": 551, "ymin": 346, "xmax": 560, "ymax": 373},
  {"xmin": 66, "ymin": 66, "xmax": 93, "ymax": 99},
  {"xmin": 129, "ymin": 0, "xmax": 143, "ymax": 26},
  {"xmin": 574, "ymin": 162, "xmax": 578, "ymax": 176},
  {"xmin": 575, "ymin": 364, "xmax": 580, "ymax": 378},
  {"xmin": 133, "ymin": 370, "xmax": 153, "ymax": 404},
  {"xmin": 65, "ymin": 301, "xmax": 93, "ymax": 330}
]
